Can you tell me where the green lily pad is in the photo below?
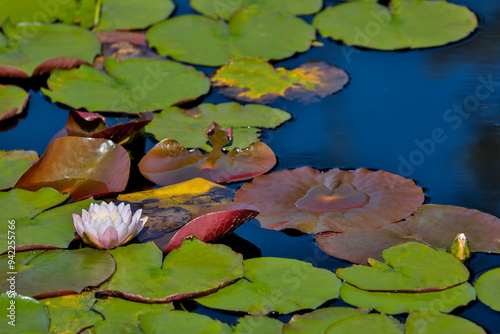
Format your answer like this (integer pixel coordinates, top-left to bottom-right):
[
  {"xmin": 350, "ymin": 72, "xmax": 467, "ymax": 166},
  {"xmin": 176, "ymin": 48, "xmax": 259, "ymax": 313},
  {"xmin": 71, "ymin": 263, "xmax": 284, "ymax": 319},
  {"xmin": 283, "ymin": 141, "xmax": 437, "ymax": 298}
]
[
  {"xmin": 233, "ymin": 316, "xmax": 284, "ymax": 334},
  {"xmin": 474, "ymin": 267, "xmax": 500, "ymax": 312},
  {"xmin": 0, "ymin": 86, "xmax": 29, "ymax": 123},
  {"xmin": 313, "ymin": 0, "xmax": 477, "ymax": 50},
  {"xmin": 0, "ymin": 150, "xmax": 38, "ymax": 190},
  {"xmin": 139, "ymin": 310, "xmax": 232, "ymax": 333},
  {"xmin": 405, "ymin": 311, "xmax": 486, "ymax": 334},
  {"xmin": 196, "ymin": 257, "xmax": 341, "ymax": 315},
  {"xmin": 191, "ymin": 0, "xmax": 322, "ymax": 20},
  {"xmin": 325, "ymin": 313, "xmax": 403, "ymax": 334},
  {"xmin": 0, "ymin": 23, "xmax": 100, "ymax": 75},
  {"xmin": 146, "ymin": 6, "xmax": 315, "ymax": 66},
  {"xmin": 283, "ymin": 307, "xmax": 367, "ymax": 334},
  {"xmin": 0, "ymin": 248, "xmax": 116, "ymax": 298},
  {"xmin": 145, "ymin": 102, "xmax": 291, "ymax": 151},
  {"xmin": 336, "ymin": 242, "xmax": 470, "ymax": 292},
  {"xmin": 84, "ymin": 321, "xmax": 143, "ymax": 334},
  {"xmin": 0, "ymin": 293, "xmax": 49, "ymax": 333},
  {"xmin": 43, "ymin": 57, "xmax": 210, "ymax": 114},
  {"xmin": 99, "ymin": 238, "xmax": 244, "ymax": 302},
  {"xmin": 212, "ymin": 57, "xmax": 349, "ymax": 104}
]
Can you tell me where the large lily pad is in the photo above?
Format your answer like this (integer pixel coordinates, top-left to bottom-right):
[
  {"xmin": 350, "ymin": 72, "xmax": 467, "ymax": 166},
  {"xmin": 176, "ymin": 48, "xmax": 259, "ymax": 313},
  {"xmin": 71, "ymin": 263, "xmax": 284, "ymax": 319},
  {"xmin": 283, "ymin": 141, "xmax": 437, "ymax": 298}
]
[
  {"xmin": 99, "ymin": 238, "xmax": 244, "ymax": 302},
  {"xmin": 145, "ymin": 102, "xmax": 291, "ymax": 151},
  {"xmin": 325, "ymin": 313, "xmax": 403, "ymax": 334},
  {"xmin": 0, "ymin": 248, "xmax": 115, "ymax": 298},
  {"xmin": 0, "ymin": 85, "xmax": 29, "ymax": 122},
  {"xmin": 15, "ymin": 137, "xmax": 130, "ymax": 202},
  {"xmin": 43, "ymin": 57, "xmax": 210, "ymax": 114},
  {"xmin": 196, "ymin": 257, "xmax": 341, "ymax": 315},
  {"xmin": 233, "ymin": 316, "xmax": 284, "ymax": 334},
  {"xmin": 146, "ymin": 6, "xmax": 316, "ymax": 66},
  {"xmin": 313, "ymin": 0, "xmax": 477, "ymax": 50},
  {"xmin": 212, "ymin": 57, "xmax": 349, "ymax": 104},
  {"xmin": 0, "ymin": 23, "xmax": 100, "ymax": 75},
  {"xmin": 0, "ymin": 293, "xmax": 50, "ymax": 333},
  {"xmin": 139, "ymin": 122, "xmax": 276, "ymax": 186},
  {"xmin": 0, "ymin": 149, "xmax": 38, "ymax": 190},
  {"xmin": 139, "ymin": 310, "xmax": 232, "ymax": 333},
  {"xmin": 234, "ymin": 166, "xmax": 424, "ymax": 233},
  {"xmin": 283, "ymin": 307, "xmax": 366, "ymax": 334},
  {"xmin": 316, "ymin": 204, "xmax": 500, "ymax": 264},
  {"xmin": 474, "ymin": 267, "xmax": 500, "ymax": 312},
  {"xmin": 191, "ymin": 0, "xmax": 323, "ymax": 20},
  {"xmin": 405, "ymin": 311, "xmax": 486, "ymax": 334}
]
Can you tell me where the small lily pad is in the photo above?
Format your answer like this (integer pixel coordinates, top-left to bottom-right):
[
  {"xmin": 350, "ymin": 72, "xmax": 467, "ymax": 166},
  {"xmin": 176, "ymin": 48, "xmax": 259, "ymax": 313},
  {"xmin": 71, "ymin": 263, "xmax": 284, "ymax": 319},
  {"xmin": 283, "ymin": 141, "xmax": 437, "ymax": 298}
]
[
  {"xmin": 474, "ymin": 267, "xmax": 500, "ymax": 312},
  {"xmin": 0, "ymin": 85, "xmax": 29, "ymax": 123},
  {"xmin": 145, "ymin": 102, "xmax": 291, "ymax": 151},
  {"xmin": 233, "ymin": 316, "xmax": 284, "ymax": 334},
  {"xmin": 196, "ymin": 257, "xmax": 341, "ymax": 315},
  {"xmin": 325, "ymin": 313, "xmax": 403, "ymax": 334},
  {"xmin": 0, "ymin": 149, "xmax": 38, "ymax": 190},
  {"xmin": 0, "ymin": 293, "xmax": 50, "ymax": 333},
  {"xmin": 139, "ymin": 310, "xmax": 232, "ymax": 333},
  {"xmin": 405, "ymin": 311, "xmax": 486, "ymax": 334},
  {"xmin": 212, "ymin": 57, "xmax": 349, "ymax": 104},
  {"xmin": 283, "ymin": 307, "xmax": 367, "ymax": 334}
]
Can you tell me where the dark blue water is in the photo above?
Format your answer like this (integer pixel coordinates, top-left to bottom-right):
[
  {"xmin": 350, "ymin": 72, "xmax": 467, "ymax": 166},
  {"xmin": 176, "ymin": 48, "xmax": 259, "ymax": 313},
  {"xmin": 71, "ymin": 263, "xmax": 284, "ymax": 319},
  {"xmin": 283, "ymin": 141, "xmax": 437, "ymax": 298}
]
[{"xmin": 1, "ymin": 0, "xmax": 500, "ymax": 331}]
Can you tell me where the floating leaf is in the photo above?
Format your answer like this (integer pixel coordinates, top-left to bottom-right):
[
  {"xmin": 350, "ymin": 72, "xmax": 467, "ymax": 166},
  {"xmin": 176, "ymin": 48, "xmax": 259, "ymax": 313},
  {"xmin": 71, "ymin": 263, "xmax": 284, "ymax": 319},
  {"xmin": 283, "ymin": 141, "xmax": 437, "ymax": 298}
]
[
  {"xmin": 405, "ymin": 311, "xmax": 486, "ymax": 334},
  {"xmin": 474, "ymin": 267, "xmax": 500, "ymax": 312},
  {"xmin": 316, "ymin": 204, "xmax": 500, "ymax": 264},
  {"xmin": 85, "ymin": 321, "xmax": 143, "ymax": 334},
  {"xmin": 146, "ymin": 7, "xmax": 315, "ymax": 66},
  {"xmin": 325, "ymin": 313, "xmax": 403, "ymax": 333},
  {"xmin": 15, "ymin": 137, "xmax": 130, "ymax": 202},
  {"xmin": 234, "ymin": 166, "xmax": 424, "ymax": 233},
  {"xmin": 0, "ymin": 149, "xmax": 38, "ymax": 190},
  {"xmin": 140, "ymin": 122, "xmax": 276, "ymax": 186},
  {"xmin": 99, "ymin": 238, "xmax": 244, "ymax": 302},
  {"xmin": 233, "ymin": 316, "xmax": 284, "ymax": 334},
  {"xmin": 313, "ymin": 0, "xmax": 477, "ymax": 50},
  {"xmin": 0, "ymin": 293, "xmax": 50, "ymax": 332},
  {"xmin": 196, "ymin": 257, "xmax": 341, "ymax": 315},
  {"xmin": 139, "ymin": 310, "xmax": 232, "ymax": 333},
  {"xmin": 212, "ymin": 57, "xmax": 349, "ymax": 104},
  {"xmin": 283, "ymin": 307, "xmax": 366, "ymax": 334},
  {"xmin": 146, "ymin": 102, "xmax": 291, "ymax": 151},
  {"xmin": 0, "ymin": 23, "xmax": 100, "ymax": 75},
  {"xmin": 191, "ymin": 0, "xmax": 323, "ymax": 20},
  {"xmin": 0, "ymin": 85, "xmax": 29, "ymax": 122},
  {"xmin": 0, "ymin": 248, "xmax": 115, "ymax": 298}
]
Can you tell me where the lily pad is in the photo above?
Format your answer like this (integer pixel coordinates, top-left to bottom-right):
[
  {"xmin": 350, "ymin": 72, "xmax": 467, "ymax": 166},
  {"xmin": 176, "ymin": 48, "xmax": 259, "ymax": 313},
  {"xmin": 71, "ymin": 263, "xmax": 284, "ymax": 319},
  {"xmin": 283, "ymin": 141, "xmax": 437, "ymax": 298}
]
[
  {"xmin": 145, "ymin": 102, "xmax": 291, "ymax": 151},
  {"xmin": 191, "ymin": 0, "xmax": 323, "ymax": 20},
  {"xmin": 405, "ymin": 311, "xmax": 486, "ymax": 334},
  {"xmin": 99, "ymin": 238, "xmax": 244, "ymax": 302},
  {"xmin": 283, "ymin": 307, "xmax": 366, "ymax": 334},
  {"xmin": 0, "ymin": 23, "xmax": 100, "ymax": 75},
  {"xmin": 212, "ymin": 57, "xmax": 349, "ymax": 104},
  {"xmin": 85, "ymin": 321, "xmax": 143, "ymax": 334},
  {"xmin": 474, "ymin": 267, "xmax": 500, "ymax": 312},
  {"xmin": 0, "ymin": 149, "xmax": 38, "ymax": 190},
  {"xmin": 146, "ymin": 6, "xmax": 316, "ymax": 66},
  {"xmin": 15, "ymin": 137, "xmax": 130, "ymax": 202},
  {"xmin": 139, "ymin": 122, "xmax": 276, "ymax": 186},
  {"xmin": 43, "ymin": 57, "xmax": 210, "ymax": 114},
  {"xmin": 316, "ymin": 204, "xmax": 500, "ymax": 264},
  {"xmin": 0, "ymin": 293, "xmax": 50, "ymax": 332},
  {"xmin": 0, "ymin": 85, "xmax": 29, "ymax": 122},
  {"xmin": 234, "ymin": 166, "xmax": 424, "ymax": 233},
  {"xmin": 325, "ymin": 313, "xmax": 403, "ymax": 334},
  {"xmin": 139, "ymin": 310, "xmax": 232, "ymax": 333},
  {"xmin": 196, "ymin": 257, "xmax": 341, "ymax": 315},
  {"xmin": 233, "ymin": 316, "xmax": 284, "ymax": 334},
  {"xmin": 313, "ymin": 0, "xmax": 477, "ymax": 50},
  {"xmin": 0, "ymin": 248, "xmax": 115, "ymax": 298}
]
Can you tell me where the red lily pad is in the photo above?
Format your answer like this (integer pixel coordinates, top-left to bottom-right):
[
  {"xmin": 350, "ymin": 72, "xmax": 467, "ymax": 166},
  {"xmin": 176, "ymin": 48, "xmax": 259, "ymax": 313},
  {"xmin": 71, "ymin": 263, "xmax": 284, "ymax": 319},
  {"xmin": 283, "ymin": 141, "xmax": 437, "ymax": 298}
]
[
  {"xmin": 139, "ymin": 122, "xmax": 276, "ymax": 186},
  {"xmin": 15, "ymin": 137, "xmax": 130, "ymax": 202},
  {"xmin": 234, "ymin": 166, "xmax": 424, "ymax": 234},
  {"xmin": 316, "ymin": 204, "xmax": 500, "ymax": 264}
]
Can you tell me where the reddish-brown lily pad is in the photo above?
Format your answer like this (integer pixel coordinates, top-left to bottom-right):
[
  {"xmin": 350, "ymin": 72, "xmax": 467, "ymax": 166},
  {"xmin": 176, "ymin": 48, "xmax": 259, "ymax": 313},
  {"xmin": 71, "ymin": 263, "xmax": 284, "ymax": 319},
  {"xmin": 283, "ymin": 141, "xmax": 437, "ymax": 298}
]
[
  {"xmin": 234, "ymin": 167, "xmax": 424, "ymax": 234},
  {"xmin": 15, "ymin": 137, "xmax": 130, "ymax": 202},
  {"xmin": 139, "ymin": 122, "xmax": 276, "ymax": 186},
  {"xmin": 316, "ymin": 204, "xmax": 500, "ymax": 264}
]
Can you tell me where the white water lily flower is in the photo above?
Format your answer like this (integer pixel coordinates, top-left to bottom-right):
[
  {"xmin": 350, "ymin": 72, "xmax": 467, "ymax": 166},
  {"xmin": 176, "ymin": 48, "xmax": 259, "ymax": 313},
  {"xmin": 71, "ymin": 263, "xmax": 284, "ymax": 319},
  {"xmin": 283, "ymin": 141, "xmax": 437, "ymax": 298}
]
[{"xmin": 72, "ymin": 201, "xmax": 148, "ymax": 250}]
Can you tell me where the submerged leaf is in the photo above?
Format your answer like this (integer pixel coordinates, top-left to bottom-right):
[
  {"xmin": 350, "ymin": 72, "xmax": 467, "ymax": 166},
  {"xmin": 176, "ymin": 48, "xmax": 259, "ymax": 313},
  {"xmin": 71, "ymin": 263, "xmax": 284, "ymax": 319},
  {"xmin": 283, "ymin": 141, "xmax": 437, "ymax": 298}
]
[
  {"xmin": 0, "ymin": 85, "xmax": 29, "ymax": 122},
  {"xmin": 0, "ymin": 149, "xmax": 38, "ymax": 190},
  {"xmin": 474, "ymin": 267, "xmax": 500, "ymax": 312}
]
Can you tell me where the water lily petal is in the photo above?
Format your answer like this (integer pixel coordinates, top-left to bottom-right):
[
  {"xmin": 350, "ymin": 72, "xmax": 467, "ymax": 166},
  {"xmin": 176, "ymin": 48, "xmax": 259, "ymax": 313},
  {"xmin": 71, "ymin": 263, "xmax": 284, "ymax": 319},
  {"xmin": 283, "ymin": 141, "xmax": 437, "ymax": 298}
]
[
  {"xmin": 113, "ymin": 216, "xmax": 123, "ymax": 228},
  {"xmin": 83, "ymin": 221, "xmax": 99, "ymax": 240},
  {"xmin": 97, "ymin": 217, "xmax": 115, "ymax": 236},
  {"xmin": 115, "ymin": 223, "xmax": 129, "ymax": 244},
  {"xmin": 82, "ymin": 231, "xmax": 105, "ymax": 249},
  {"xmin": 117, "ymin": 202, "xmax": 125, "ymax": 212},
  {"xmin": 97, "ymin": 203, "xmax": 111, "ymax": 219},
  {"xmin": 100, "ymin": 226, "xmax": 120, "ymax": 249},
  {"xmin": 131, "ymin": 208, "xmax": 143, "ymax": 225},
  {"xmin": 72, "ymin": 213, "xmax": 84, "ymax": 236},
  {"xmin": 81, "ymin": 208, "xmax": 90, "ymax": 224},
  {"xmin": 121, "ymin": 203, "xmax": 132, "ymax": 224}
]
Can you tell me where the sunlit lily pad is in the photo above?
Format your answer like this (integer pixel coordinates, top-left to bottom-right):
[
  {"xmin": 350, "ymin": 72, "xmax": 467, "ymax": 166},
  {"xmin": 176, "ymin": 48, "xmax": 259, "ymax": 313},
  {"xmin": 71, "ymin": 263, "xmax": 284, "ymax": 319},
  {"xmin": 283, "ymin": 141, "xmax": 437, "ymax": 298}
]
[
  {"xmin": 0, "ymin": 149, "xmax": 38, "ymax": 190},
  {"xmin": 325, "ymin": 313, "xmax": 403, "ymax": 334},
  {"xmin": 234, "ymin": 166, "xmax": 424, "ymax": 233},
  {"xmin": 145, "ymin": 102, "xmax": 291, "ymax": 151},
  {"xmin": 191, "ymin": 0, "xmax": 323, "ymax": 20},
  {"xmin": 283, "ymin": 307, "xmax": 367, "ymax": 334},
  {"xmin": 196, "ymin": 257, "xmax": 341, "ymax": 315},
  {"xmin": 139, "ymin": 310, "xmax": 232, "ymax": 333},
  {"xmin": 316, "ymin": 204, "xmax": 500, "ymax": 264},
  {"xmin": 140, "ymin": 122, "xmax": 276, "ymax": 186},
  {"xmin": 15, "ymin": 137, "xmax": 130, "ymax": 202},
  {"xmin": 84, "ymin": 321, "xmax": 143, "ymax": 334},
  {"xmin": 43, "ymin": 57, "xmax": 210, "ymax": 114},
  {"xmin": 233, "ymin": 316, "xmax": 284, "ymax": 334},
  {"xmin": 99, "ymin": 238, "xmax": 244, "ymax": 302},
  {"xmin": 0, "ymin": 293, "xmax": 49, "ymax": 332},
  {"xmin": 0, "ymin": 23, "xmax": 100, "ymax": 75},
  {"xmin": 212, "ymin": 57, "xmax": 349, "ymax": 104},
  {"xmin": 405, "ymin": 311, "xmax": 486, "ymax": 334},
  {"xmin": 0, "ymin": 85, "xmax": 29, "ymax": 122},
  {"xmin": 146, "ymin": 6, "xmax": 315, "ymax": 66},
  {"xmin": 0, "ymin": 248, "xmax": 115, "ymax": 298},
  {"xmin": 474, "ymin": 267, "xmax": 500, "ymax": 312},
  {"xmin": 313, "ymin": 0, "xmax": 477, "ymax": 50}
]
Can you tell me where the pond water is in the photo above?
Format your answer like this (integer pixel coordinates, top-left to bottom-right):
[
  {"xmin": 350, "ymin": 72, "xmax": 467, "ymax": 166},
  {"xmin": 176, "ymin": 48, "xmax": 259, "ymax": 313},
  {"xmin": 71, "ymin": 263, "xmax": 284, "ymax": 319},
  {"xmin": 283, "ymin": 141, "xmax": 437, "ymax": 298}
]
[{"xmin": 1, "ymin": 0, "xmax": 500, "ymax": 331}]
